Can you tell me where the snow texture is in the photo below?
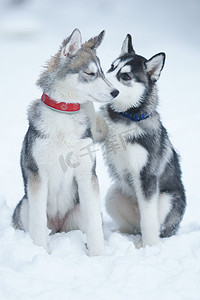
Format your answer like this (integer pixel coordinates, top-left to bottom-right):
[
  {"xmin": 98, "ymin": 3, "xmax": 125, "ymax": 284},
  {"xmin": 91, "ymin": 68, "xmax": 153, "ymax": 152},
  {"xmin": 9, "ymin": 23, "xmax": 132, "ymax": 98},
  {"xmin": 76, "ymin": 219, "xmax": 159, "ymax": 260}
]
[{"xmin": 0, "ymin": 0, "xmax": 200, "ymax": 299}]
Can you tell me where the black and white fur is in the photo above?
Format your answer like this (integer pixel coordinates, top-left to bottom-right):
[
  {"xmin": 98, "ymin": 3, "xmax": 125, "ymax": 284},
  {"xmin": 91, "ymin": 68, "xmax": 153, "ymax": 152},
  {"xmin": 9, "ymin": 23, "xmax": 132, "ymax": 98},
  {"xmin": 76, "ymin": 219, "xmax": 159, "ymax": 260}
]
[
  {"xmin": 12, "ymin": 29, "xmax": 119, "ymax": 255},
  {"xmin": 99, "ymin": 34, "xmax": 186, "ymax": 247}
]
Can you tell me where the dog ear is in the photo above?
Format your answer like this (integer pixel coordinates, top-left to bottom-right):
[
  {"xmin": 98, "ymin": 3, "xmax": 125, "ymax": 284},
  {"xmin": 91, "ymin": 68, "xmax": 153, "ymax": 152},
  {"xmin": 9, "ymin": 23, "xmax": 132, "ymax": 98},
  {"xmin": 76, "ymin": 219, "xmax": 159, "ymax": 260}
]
[
  {"xmin": 61, "ymin": 29, "xmax": 82, "ymax": 59},
  {"xmin": 121, "ymin": 34, "xmax": 135, "ymax": 55},
  {"xmin": 145, "ymin": 53, "xmax": 166, "ymax": 81},
  {"xmin": 83, "ymin": 30, "xmax": 105, "ymax": 50}
]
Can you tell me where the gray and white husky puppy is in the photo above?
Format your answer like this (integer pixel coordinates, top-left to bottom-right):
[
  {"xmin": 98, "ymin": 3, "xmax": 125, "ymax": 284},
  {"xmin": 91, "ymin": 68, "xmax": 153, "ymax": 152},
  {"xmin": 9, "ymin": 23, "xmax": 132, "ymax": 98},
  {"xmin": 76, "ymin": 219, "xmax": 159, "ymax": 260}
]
[
  {"xmin": 12, "ymin": 29, "xmax": 119, "ymax": 255},
  {"xmin": 98, "ymin": 34, "xmax": 186, "ymax": 247}
]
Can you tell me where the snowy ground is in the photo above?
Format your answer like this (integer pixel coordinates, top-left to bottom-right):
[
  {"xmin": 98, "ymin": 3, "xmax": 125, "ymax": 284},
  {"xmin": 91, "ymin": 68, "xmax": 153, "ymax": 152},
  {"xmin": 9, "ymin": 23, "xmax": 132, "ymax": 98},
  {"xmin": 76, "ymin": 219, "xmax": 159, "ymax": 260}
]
[{"xmin": 0, "ymin": 0, "xmax": 200, "ymax": 299}]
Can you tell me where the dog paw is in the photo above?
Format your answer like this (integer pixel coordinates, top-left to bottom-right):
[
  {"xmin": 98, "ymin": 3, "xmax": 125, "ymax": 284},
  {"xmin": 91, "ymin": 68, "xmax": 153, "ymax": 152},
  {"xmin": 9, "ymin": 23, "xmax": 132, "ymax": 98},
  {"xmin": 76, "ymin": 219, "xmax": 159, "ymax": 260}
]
[
  {"xmin": 88, "ymin": 243, "xmax": 106, "ymax": 256},
  {"xmin": 94, "ymin": 114, "xmax": 108, "ymax": 142},
  {"xmin": 32, "ymin": 238, "xmax": 49, "ymax": 253},
  {"xmin": 142, "ymin": 237, "xmax": 160, "ymax": 247},
  {"xmin": 46, "ymin": 247, "xmax": 51, "ymax": 254},
  {"xmin": 134, "ymin": 237, "xmax": 143, "ymax": 249}
]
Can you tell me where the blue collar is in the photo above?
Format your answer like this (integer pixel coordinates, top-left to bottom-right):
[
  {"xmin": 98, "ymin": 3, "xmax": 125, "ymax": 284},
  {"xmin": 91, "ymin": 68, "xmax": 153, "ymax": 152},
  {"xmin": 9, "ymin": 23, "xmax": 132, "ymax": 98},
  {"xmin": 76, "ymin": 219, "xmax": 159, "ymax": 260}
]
[{"xmin": 119, "ymin": 111, "xmax": 152, "ymax": 122}]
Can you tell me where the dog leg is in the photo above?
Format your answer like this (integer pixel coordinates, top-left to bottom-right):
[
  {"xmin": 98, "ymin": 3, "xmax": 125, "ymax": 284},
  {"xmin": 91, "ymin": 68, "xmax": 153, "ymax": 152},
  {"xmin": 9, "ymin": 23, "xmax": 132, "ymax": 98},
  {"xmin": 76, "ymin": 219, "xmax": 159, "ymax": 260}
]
[
  {"xmin": 89, "ymin": 106, "xmax": 108, "ymax": 143},
  {"xmin": 75, "ymin": 167, "xmax": 105, "ymax": 256},
  {"xmin": 27, "ymin": 173, "xmax": 48, "ymax": 250},
  {"xmin": 138, "ymin": 194, "xmax": 160, "ymax": 247},
  {"xmin": 159, "ymin": 192, "xmax": 186, "ymax": 238},
  {"xmin": 135, "ymin": 174, "xmax": 160, "ymax": 247},
  {"xmin": 158, "ymin": 192, "xmax": 172, "ymax": 228},
  {"xmin": 64, "ymin": 203, "xmax": 83, "ymax": 232},
  {"xmin": 12, "ymin": 196, "xmax": 29, "ymax": 230},
  {"xmin": 106, "ymin": 183, "xmax": 140, "ymax": 234}
]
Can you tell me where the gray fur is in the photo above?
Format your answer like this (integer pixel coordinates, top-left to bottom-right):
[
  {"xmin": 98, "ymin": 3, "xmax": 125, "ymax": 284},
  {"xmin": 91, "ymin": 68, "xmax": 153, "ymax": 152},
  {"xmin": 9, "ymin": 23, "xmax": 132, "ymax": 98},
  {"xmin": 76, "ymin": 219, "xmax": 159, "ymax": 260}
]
[
  {"xmin": 12, "ymin": 198, "xmax": 23, "ymax": 229},
  {"xmin": 20, "ymin": 124, "xmax": 41, "ymax": 195},
  {"xmin": 82, "ymin": 127, "xmax": 92, "ymax": 139},
  {"xmin": 102, "ymin": 36, "xmax": 186, "ymax": 242},
  {"xmin": 12, "ymin": 30, "xmax": 118, "ymax": 256},
  {"xmin": 37, "ymin": 32, "xmax": 107, "ymax": 95}
]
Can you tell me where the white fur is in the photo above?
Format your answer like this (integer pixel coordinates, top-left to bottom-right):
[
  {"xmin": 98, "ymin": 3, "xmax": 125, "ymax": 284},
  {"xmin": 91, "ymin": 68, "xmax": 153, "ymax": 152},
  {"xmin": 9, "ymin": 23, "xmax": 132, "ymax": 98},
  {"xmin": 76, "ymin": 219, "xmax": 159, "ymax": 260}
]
[
  {"xmin": 102, "ymin": 113, "xmax": 170, "ymax": 247},
  {"xmin": 101, "ymin": 110, "xmax": 145, "ymax": 142},
  {"xmin": 126, "ymin": 143, "xmax": 148, "ymax": 174},
  {"xmin": 27, "ymin": 175, "xmax": 49, "ymax": 250},
  {"xmin": 106, "ymin": 184, "xmax": 140, "ymax": 234},
  {"xmin": 101, "ymin": 110, "xmax": 160, "ymax": 246},
  {"xmin": 102, "ymin": 129, "xmax": 147, "ymax": 185},
  {"xmin": 87, "ymin": 62, "xmax": 98, "ymax": 74},
  {"xmin": 158, "ymin": 193, "xmax": 172, "ymax": 226},
  {"xmin": 120, "ymin": 65, "xmax": 131, "ymax": 73},
  {"xmin": 146, "ymin": 53, "xmax": 165, "ymax": 81},
  {"xmin": 100, "ymin": 43, "xmax": 173, "ymax": 248},
  {"xmin": 106, "ymin": 185, "xmax": 172, "ymax": 247},
  {"xmin": 51, "ymin": 35, "xmax": 116, "ymax": 104},
  {"xmin": 20, "ymin": 198, "xmax": 29, "ymax": 231},
  {"xmin": 136, "ymin": 189, "xmax": 160, "ymax": 247},
  {"xmin": 51, "ymin": 73, "xmax": 115, "ymax": 104},
  {"xmin": 120, "ymin": 35, "xmax": 129, "ymax": 56},
  {"xmin": 104, "ymin": 134, "xmax": 161, "ymax": 247},
  {"xmin": 158, "ymin": 140, "xmax": 173, "ymax": 175},
  {"xmin": 112, "ymin": 59, "xmax": 120, "ymax": 69},
  {"xmin": 110, "ymin": 80, "xmax": 144, "ymax": 112},
  {"xmin": 106, "ymin": 60, "xmax": 145, "ymax": 112},
  {"xmin": 105, "ymin": 134, "xmax": 158, "ymax": 247},
  {"xmin": 16, "ymin": 29, "xmax": 121, "ymax": 256},
  {"xmin": 26, "ymin": 103, "xmax": 105, "ymax": 255},
  {"xmin": 61, "ymin": 29, "xmax": 82, "ymax": 58},
  {"xmin": 100, "ymin": 98, "xmax": 167, "ymax": 247},
  {"xmin": 90, "ymin": 108, "xmax": 109, "ymax": 143},
  {"xmin": 111, "ymin": 60, "xmax": 131, "ymax": 73}
]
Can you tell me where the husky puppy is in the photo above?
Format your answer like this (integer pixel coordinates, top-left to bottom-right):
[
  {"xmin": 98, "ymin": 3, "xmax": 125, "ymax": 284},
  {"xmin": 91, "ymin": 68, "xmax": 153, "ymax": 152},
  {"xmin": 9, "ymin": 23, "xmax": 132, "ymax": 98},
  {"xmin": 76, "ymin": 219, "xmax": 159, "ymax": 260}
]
[
  {"xmin": 12, "ymin": 29, "xmax": 119, "ymax": 255},
  {"xmin": 100, "ymin": 34, "xmax": 186, "ymax": 247}
]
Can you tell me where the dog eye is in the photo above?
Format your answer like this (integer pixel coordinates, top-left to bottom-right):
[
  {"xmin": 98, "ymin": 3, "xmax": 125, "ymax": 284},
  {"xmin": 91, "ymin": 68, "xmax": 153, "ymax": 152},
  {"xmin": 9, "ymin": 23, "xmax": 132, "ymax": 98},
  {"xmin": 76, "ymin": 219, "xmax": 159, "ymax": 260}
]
[
  {"xmin": 120, "ymin": 73, "xmax": 131, "ymax": 81},
  {"xmin": 84, "ymin": 71, "xmax": 95, "ymax": 76}
]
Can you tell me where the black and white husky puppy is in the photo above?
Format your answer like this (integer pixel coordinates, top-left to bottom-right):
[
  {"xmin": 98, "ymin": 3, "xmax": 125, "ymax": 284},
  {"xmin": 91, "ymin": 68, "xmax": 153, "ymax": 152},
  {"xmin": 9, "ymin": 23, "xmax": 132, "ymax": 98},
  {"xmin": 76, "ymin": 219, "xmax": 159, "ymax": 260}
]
[
  {"xmin": 12, "ymin": 29, "xmax": 119, "ymax": 255},
  {"xmin": 99, "ymin": 34, "xmax": 186, "ymax": 247}
]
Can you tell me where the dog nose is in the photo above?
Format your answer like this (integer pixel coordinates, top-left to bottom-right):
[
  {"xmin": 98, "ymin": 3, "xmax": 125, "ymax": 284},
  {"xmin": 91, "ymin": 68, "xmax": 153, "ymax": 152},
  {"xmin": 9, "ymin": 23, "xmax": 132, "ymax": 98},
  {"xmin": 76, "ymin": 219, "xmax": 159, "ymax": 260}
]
[{"xmin": 111, "ymin": 89, "xmax": 119, "ymax": 98}]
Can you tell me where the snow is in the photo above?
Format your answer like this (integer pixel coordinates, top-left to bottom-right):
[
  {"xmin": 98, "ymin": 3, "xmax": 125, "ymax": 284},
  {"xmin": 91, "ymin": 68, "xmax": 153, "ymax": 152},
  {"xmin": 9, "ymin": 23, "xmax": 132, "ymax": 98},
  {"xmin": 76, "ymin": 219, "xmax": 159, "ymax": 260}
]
[
  {"xmin": 0, "ymin": 0, "xmax": 200, "ymax": 299},
  {"xmin": 1, "ymin": 198, "xmax": 200, "ymax": 300}
]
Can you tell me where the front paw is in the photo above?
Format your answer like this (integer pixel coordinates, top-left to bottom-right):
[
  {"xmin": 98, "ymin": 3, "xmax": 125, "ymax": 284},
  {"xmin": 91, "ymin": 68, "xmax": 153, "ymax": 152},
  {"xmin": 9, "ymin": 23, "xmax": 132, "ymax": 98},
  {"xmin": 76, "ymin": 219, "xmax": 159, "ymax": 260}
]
[
  {"xmin": 142, "ymin": 236, "xmax": 160, "ymax": 247},
  {"xmin": 88, "ymin": 241, "xmax": 106, "ymax": 256},
  {"xmin": 30, "ymin": 235, "xmax": 49, "ymax": 252},
  {"xmin": 134, "ymin": 237, "xmax": 143, "ymax": 249},
  {"xmin": 38, "ymin": 241, "xmax": 50, "ymax": 253},
  {"xmin": 95, "ymin": 114, "xmax": 108, "ymax": 142}
]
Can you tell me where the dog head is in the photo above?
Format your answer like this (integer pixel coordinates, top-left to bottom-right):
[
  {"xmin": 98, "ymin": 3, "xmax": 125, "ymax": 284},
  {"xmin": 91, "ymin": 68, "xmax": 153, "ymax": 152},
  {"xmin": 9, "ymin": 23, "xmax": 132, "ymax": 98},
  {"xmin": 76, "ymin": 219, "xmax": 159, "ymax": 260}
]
[
  {"xmin": 37, "ymin": 29, "xmax": 119, "ymax": 104},
  {"xmin": 106, "ymin": 34, "xmax": 165, "ymax": 112}
]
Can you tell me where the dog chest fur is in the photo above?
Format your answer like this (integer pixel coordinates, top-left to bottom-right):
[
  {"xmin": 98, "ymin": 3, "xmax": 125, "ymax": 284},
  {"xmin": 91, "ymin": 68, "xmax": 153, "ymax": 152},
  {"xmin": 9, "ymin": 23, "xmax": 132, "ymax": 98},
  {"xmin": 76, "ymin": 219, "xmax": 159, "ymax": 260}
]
[
  {"xmin": 102, "ymin": 119, "xmax": 149, "ymax": 194},
  {"xmin": 30, "ymin": 101, "xmax": 93, "ymax": 220},
  {"xmin": 101, "ymin": 34, "xmax": 186, "ymax": 246},
  {"xmin": 12, "ymin": 29, "xmax": 119, "ymax": 255},
  {"xmin": 126, "ymin": 143, "xmax": 148, "ymax": 173}
]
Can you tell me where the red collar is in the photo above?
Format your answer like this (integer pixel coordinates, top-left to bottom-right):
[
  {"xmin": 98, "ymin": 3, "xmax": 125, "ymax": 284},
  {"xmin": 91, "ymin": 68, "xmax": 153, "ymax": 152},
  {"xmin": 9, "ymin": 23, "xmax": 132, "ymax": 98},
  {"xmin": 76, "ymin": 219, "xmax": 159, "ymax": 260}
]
[{"xmin": 41, "ymin": 93, "xmax": 81, "ymax": 113}]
